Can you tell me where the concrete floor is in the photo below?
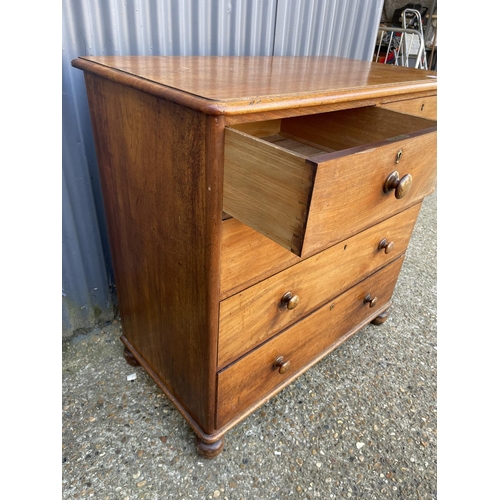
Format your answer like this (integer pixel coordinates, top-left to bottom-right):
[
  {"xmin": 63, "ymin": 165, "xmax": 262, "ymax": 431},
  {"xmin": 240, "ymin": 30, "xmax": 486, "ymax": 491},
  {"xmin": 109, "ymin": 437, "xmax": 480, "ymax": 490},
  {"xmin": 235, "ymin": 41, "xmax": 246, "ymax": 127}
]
[{"xmin": 62, "ymin": 191, "xmax": 436, "ymax": 500}]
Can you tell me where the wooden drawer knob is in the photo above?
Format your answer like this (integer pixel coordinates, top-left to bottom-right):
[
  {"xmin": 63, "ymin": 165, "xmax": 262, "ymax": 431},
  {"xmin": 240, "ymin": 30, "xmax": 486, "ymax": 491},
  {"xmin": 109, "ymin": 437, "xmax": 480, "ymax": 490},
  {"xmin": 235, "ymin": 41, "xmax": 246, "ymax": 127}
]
[
  {"xmin": 281, "ymin": 291, "xmax": 299, "ymax": 310},
  {"xmin": 378, "ymin": 238, "xmax": 394, "ymax": 254},
  {"xmin": 384, "ymin": 171, "xmax": 412, "ymax": 199},
  {"xmin": 273, "ymin": 356, "xmax": 291, "ymax": 374},
  {"xmin": 364, "ymin": 294, "xmax": 378, "ymax": 308}
]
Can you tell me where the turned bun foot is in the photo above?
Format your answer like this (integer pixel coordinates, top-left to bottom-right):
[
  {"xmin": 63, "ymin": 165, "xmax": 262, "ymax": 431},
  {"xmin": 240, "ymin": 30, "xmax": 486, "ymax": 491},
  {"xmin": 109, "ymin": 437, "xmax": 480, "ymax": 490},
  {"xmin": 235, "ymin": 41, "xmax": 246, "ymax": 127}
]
[
  {"xmin": 123, "ymin": 346, "xmax": 140, "ymax": 366},
  {"xmin": 371, "ymin": 310, "xmax": 390, "ymax": 326},
  {"xmin": 196, "ymin": 435, "xmax": 225, "ymax": 458}
]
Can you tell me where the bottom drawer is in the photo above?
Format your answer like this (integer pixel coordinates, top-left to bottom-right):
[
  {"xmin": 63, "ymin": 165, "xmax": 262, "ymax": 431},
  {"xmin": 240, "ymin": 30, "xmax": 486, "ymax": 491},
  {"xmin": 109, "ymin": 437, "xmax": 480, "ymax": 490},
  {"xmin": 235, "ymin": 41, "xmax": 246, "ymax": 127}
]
[{"xmin": 216, "ymin": 256, "xmax": 405, "ymax": 428}]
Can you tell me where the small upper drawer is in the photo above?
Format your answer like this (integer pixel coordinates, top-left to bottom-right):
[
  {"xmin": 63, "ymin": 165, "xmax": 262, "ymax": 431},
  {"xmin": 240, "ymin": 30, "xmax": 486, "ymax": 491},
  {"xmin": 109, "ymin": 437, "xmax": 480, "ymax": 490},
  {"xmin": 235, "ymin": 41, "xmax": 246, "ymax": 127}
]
[
  {"xmin": 223, "ymin": 106, "xmax": 436, "ymax": 257},
  {"xmin": 380, "ymin": 95, "xmax": 437, "ymax": 120}
]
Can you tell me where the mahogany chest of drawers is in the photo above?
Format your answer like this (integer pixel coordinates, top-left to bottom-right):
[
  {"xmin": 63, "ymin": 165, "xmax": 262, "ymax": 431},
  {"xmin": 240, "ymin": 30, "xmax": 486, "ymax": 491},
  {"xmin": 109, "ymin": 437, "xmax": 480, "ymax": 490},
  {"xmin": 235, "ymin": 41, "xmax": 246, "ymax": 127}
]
[{"xmin": 72, "ymin": 56, "xmax": 437, "ymax": 457}]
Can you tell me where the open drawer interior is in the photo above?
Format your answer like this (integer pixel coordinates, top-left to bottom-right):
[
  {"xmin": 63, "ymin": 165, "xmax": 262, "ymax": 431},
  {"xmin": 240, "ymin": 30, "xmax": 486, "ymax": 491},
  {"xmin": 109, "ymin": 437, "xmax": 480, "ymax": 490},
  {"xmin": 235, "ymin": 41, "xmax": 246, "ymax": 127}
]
[
  {"xmin": 223, "ymin": 106, "xmax": 436, "ymax": 257},
  {"xmin": 229, "ymin": 106, "xmax": 435, "ymax": 156}
]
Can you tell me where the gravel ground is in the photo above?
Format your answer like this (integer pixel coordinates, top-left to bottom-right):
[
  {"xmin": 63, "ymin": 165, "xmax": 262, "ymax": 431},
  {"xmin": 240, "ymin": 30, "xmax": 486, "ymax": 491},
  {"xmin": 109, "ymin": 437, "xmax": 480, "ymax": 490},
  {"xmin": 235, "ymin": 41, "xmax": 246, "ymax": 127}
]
[{"xmin": 62, "ymin": 191, "xmax": 436, "ymax": 500}]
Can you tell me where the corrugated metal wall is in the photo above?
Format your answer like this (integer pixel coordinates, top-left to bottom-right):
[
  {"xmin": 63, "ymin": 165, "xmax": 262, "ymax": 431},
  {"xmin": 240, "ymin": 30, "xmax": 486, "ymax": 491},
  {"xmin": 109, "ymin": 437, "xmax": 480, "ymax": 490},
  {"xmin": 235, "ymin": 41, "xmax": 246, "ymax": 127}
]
[
  {"xmin": 62, "ymin": 0, "xmax": 384, "ymax": 337},
  {"xmin": 274, "ymin": 0, "xmax": 383, "ymax": 58}
]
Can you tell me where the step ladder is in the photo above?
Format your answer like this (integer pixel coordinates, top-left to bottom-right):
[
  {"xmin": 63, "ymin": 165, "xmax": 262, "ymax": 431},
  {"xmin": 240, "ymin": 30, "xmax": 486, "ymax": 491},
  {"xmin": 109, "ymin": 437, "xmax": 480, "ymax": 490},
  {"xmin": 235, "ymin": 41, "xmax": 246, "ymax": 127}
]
[{"xmin": 374, "ymin": 8, "xmax": 428, "ymax": 69}]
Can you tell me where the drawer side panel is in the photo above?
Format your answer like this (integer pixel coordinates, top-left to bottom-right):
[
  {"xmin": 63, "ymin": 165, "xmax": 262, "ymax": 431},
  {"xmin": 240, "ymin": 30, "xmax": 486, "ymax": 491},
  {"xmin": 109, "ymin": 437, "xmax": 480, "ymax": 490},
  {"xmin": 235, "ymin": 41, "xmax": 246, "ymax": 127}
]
[
  {"xmin": 84, "ymin": 74, "xmax": 220, "ymax": 433},
  {"xmin": 223, "ymin": 127, "xmax": 316, "ymax": 255}
]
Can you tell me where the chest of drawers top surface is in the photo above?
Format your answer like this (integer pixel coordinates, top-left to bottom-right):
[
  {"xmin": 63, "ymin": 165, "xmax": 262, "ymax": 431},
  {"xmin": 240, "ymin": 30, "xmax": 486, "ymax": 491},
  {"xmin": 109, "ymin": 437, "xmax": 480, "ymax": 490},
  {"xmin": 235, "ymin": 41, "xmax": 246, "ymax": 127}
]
[{"xmin": 72, "ymin": 55, "xmax": 437, "ymax": 115}]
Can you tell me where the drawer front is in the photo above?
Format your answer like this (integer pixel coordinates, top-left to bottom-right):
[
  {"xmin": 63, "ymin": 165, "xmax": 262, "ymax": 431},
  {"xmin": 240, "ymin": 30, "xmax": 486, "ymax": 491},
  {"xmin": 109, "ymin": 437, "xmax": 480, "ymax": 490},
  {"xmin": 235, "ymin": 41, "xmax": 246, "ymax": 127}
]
[
  {"xmin": 224, "ymin": 106, "xmax": 436, "ymax": 257},
  {"xmin": 216, "ymin": 256, "xmax": 405, "ymax": 428},
  {"xmin": 380, "ymin": 96, "xmax": 437, "ymax": 120},
  {"xmin": 218, "ymin": 204, "xmax": 421, "ymax": 367},
  {"xmin": 220, "ymin": 215, "xmax": 301, "ymax": 299},
  {"xmin": 302, "ymin": 129, "xmax": 436, "ymax": 256}
]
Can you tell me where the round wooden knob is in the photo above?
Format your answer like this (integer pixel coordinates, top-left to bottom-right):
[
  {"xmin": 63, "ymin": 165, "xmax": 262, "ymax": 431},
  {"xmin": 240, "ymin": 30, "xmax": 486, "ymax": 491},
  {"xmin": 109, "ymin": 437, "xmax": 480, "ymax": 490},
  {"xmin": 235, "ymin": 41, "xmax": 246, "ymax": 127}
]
[
  {"xmin": 274, "ymin": 356, "xmax": 291, "ymax": 374},
  {"xmin": 281, "ymin": 291, "xmax": 299, "ymax": 310},
  {"xmin": 364, "ymin": 294, "xmax": 378, "ymax": 308},
  {"xmin": 378, "ymin": 238, "xmax": 394, "ymax": 254},
  {"xmin": 384, "ymin": 171, "xmax": 412, "ymax": 199}
]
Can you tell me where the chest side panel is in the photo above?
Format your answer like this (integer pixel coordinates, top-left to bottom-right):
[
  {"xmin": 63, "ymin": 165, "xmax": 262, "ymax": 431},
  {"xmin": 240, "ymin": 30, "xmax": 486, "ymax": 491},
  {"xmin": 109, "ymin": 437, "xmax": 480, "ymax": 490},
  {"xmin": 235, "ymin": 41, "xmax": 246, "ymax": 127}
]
[{"xmin": 84, "ymin": 73, "xmax": 221, "ymax": 433}]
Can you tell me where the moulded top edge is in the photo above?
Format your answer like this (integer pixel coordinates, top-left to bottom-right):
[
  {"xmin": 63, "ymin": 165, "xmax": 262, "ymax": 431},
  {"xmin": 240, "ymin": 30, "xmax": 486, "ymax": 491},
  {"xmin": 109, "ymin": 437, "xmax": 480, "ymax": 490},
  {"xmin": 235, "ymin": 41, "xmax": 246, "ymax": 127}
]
[{"xmin": 72, "ymin": 56, "xmax": 437, "ymax": 116}]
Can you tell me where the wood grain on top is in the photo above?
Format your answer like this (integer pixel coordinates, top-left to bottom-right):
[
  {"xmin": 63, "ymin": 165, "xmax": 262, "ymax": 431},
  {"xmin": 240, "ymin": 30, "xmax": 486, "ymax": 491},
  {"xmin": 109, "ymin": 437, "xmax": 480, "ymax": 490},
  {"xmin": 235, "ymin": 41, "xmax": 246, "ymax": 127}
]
[{"xmin": 72, "ymin": 56, "xmax": 437, "ymax": 115}]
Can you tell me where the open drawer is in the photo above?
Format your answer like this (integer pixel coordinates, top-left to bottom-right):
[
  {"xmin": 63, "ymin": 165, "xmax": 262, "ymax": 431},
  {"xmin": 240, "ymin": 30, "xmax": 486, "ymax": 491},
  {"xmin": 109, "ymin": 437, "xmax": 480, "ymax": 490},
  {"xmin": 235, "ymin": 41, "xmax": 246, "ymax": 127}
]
[{"xmin": 223, "ymin": 106, "xmax": 437, "ymax": 257}]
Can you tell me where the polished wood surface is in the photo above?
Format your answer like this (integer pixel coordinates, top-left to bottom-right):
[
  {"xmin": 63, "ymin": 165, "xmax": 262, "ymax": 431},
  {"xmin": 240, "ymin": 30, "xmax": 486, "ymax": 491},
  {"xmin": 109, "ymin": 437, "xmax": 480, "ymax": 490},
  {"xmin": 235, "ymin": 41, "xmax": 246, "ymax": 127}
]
[
  {"xmin": 223, "ymin": 89, "xmax": 437, "ymax": 125},
  {"xmin": 216, "ymin": 257, "xmax": 405, "ymax": 428},
  {"xmin": 196, "ymin": 436, "xmax": 225, "ymax": 459},
  {"xmin": 223, "ymin": 127, "xmax": 316, "ymax": 255},
  {"xmin": 371, "ymin": 309, "xmax": 391, "ymax": 325},
  {"xmin": 220, "ymin": 217, "xmax": 301, "ymax": 299},
  {"xmin": 280, "ymin": 106, "xmax": 435, "ymax": 152},
  {"xmin": 73, "ymin": 56, "xmax": 437, "ymax": 455},
  {"xmin": 302, "ymin": 129, "xmax": 436, "ymax": 256},
  {"xmin": 218, "ymin": 204, "xmax": 421, "ymax": 367},
  {"xmin": 280, "ymin": 292, "xmax": 300, "ymax": 311},
  {"xmin": 84, "ymin": 73, "xmax": 223, "ymax": 434},
  {"xmin": 380, "ymin": 95, "xmax": 437, "ymax": 120},
  {"xmin": 123, "ymin": 347, "xmax": 140, "ymax": 367},
  {"xmin": 223, "ymin": 107, "xmax": 436, "ymax": 256},
  {"xmin": 72, "ymin": 56, "xmax": 437, "ymax": 115},
  {"xmin": 378, "ymin": 238, "xmax": 395, "ymax": 254},
  {"xmin": 223, "ymin": 107, "xmax": 436, "ymax": 257},
  {"xmin": 384, "ymin": 171, "xmax": 413, "ymax": 199}
]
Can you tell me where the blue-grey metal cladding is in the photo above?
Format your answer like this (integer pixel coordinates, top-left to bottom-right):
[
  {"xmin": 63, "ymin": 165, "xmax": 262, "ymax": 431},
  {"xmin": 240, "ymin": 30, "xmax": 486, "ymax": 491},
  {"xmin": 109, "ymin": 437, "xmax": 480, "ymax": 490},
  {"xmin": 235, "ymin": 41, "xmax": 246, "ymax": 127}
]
[
  {"xmin": 274, "ymin": 0, "xmax": 384, "ymax": 59},
  {"xmin": 62, "ymin": 0, "xmax": 383, "ymax": 337}
]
